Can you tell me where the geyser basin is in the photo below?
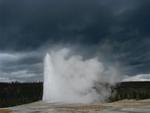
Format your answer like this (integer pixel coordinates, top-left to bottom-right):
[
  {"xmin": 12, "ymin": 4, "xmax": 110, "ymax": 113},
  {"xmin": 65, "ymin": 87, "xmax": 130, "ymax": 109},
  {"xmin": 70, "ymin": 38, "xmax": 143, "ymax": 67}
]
[{"xmin": 43, "ymin": 48, "xmax": 120, "ymax": 103}]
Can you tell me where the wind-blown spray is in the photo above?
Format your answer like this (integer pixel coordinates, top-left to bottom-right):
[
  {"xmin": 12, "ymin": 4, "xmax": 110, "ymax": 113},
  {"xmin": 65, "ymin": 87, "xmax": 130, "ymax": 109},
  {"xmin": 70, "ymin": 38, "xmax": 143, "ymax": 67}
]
[{"xmin": 43, "ymin": 48, "xmax": 120, "ymax": 103}]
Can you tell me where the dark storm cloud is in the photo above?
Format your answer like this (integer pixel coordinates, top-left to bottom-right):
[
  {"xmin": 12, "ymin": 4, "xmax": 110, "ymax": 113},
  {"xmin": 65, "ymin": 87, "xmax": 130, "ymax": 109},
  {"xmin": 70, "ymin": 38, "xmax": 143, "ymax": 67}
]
[
  {"xmin": 0, "ymin": 0, "xmax": 150, "ymax": 81},
  {"xmin": 0, "ymin": 0, "xmax": 116, "ymax": 50},
  {"xmin": 116, "ymin": 0, "xmax": 150, "ymax": 36},
  {"xmin": 1, "ymin": 0, "xmax": 150, "ymax": 50}
]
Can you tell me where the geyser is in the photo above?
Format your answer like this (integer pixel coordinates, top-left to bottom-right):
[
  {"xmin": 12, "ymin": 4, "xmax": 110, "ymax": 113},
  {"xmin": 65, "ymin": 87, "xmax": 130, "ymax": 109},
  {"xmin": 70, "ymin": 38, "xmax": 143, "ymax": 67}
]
[{"xmin": 43, "ymin": 48, "xmax": 120, "ymax": 103}]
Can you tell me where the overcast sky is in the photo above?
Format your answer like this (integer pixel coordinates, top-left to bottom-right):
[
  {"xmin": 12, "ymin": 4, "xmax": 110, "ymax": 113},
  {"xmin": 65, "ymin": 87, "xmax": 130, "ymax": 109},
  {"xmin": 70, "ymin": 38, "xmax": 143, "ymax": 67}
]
[{"xmin": 0, "ymin": 0, "xmax": 150, "ymax": 82}]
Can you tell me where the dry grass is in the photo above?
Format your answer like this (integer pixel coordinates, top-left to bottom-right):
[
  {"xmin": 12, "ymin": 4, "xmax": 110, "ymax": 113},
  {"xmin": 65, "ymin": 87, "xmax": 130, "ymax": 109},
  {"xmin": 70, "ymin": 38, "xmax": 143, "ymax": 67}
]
[
  {"xmin": 0, "ymin": 109, "xmax": 11, "ymax": 113},
  {"xmin": 54, "ymin": 104, "xmax": 106, "ymax": 112},
  {"xmin": 104, "ymin": 99, "xmax": 150, "ymax": 108}
]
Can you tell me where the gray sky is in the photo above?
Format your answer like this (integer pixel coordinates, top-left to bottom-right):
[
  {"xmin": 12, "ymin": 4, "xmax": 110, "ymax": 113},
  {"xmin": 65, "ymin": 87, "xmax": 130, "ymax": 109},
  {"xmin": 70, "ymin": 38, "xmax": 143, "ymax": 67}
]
[{"xmin": 0, "ymin": 0, "xmax": 150, "ymax": 82}]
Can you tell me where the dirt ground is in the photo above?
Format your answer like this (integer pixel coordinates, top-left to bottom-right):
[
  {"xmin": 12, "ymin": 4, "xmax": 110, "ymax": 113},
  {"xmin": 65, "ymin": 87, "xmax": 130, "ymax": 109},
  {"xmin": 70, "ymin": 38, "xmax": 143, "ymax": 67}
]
[
  {"xmin": 1, "ymin": 99, "xmax": 150, "ymax": 113},
  {"xmin": 0, "ymin": 109, "xmax": 11, "ymax": 113}
]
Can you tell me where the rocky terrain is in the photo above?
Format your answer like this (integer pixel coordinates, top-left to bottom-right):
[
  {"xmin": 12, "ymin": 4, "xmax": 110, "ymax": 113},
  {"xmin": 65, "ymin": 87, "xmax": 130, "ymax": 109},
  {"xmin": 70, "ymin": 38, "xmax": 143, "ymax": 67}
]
[{"xmin": 1, "ymin": 99, "xmax": 150, "ymax": 113}]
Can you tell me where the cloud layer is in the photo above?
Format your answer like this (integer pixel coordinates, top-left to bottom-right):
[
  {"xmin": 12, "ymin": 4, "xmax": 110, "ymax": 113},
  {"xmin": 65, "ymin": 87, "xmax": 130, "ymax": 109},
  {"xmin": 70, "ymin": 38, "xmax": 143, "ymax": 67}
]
[
  {"xmin": 123, "ymin": 74, "xmax": 150, "ymax": 82},
  {"xmin": 0, "ymin": 0, "xmax": 150, "ymax": 82}
]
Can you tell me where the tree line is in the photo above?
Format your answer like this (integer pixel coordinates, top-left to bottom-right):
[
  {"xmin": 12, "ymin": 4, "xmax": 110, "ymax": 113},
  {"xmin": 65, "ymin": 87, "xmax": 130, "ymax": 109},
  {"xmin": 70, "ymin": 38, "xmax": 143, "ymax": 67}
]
[
  {"xmin": 109, "ymin": 81, "xmax": 150, "ymax": 101},
  {"xmin": 0, "ymin": 82, "xmax": 42, "ymax": 107},
  {"xmin": 0, "ymin": 82, "xmax": 150, "ymax": 107}
]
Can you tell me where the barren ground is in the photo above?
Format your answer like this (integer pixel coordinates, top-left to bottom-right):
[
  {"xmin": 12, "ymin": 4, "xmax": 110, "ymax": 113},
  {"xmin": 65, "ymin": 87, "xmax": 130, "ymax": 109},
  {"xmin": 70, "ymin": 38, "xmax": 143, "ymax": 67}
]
[{"xmin": 1, "ymin": 99, "xmax": 150, "ymax": 113}]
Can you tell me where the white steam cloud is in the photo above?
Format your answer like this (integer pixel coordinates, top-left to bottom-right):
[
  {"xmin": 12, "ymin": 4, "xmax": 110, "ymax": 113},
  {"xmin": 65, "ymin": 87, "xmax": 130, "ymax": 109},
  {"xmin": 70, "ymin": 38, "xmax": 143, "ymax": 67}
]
[{"xmin": 43, "ymin": 48, "xmax": 121, "ymax": 103}]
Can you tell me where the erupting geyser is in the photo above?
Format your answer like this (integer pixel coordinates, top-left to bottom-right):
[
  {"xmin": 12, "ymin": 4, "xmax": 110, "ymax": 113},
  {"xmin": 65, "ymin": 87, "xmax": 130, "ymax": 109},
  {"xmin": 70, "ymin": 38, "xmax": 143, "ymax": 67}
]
[{"xmin": 43, "ymin": 48, "xmax": 120, "ymax": 103}]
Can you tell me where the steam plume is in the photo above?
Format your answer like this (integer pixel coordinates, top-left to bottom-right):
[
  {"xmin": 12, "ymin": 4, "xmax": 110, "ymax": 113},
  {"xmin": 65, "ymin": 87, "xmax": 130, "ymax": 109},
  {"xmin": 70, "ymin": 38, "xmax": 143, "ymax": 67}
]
[{"xmin": 43, "ymin": 48, "xmax": 120, "ymax": 103}]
